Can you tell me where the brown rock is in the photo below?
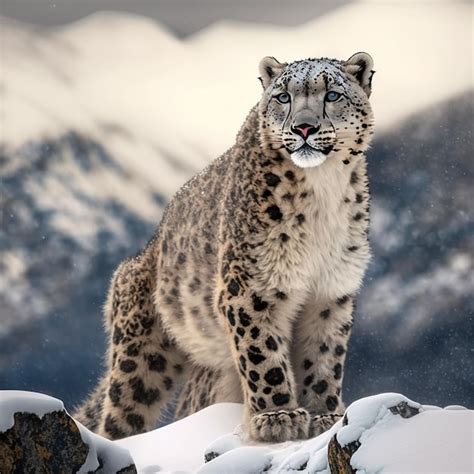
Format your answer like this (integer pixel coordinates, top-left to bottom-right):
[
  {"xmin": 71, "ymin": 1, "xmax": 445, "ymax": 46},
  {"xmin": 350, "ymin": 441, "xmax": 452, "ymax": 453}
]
[
  {"xmin": 0, "ymin": 410, "xmax": 88, "ymax": 473},
  {"xmin": 327, "ymin": 436, "xmax": 359, "ymax": 474},
  {"xmin": 0, "ymin": 408, "xmax": 137, "ymax": 473}
]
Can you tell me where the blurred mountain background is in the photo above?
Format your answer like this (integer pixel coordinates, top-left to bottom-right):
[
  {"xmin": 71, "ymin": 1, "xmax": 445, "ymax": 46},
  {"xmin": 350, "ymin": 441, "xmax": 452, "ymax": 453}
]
[{"xmin": 0, "ymin": 0, "xmax": 473, "ymax": 411}]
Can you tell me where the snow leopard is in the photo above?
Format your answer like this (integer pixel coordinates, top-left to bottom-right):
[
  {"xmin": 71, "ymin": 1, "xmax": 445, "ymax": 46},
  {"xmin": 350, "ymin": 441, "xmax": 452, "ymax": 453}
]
[{"xmin": 74, "ymin": 52, "xmax": 375, "ymax": 442}]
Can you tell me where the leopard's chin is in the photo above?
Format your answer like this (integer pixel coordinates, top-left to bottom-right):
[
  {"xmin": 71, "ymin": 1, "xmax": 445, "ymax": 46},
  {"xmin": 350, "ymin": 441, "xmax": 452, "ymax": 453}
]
[{"xmin": 290, "ymin": 145, "xmax": 328, "ymax": 168}]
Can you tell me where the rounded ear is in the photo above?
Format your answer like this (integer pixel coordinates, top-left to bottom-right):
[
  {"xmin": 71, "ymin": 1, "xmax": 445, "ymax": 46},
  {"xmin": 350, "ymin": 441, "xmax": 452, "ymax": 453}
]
[
  {"xmin": 258, "ymin": 56, "xmax": 285, "ymax": 89},
  {"xmin": 345, "ymin": 52, "xmax": 375, "ymax": 97}
]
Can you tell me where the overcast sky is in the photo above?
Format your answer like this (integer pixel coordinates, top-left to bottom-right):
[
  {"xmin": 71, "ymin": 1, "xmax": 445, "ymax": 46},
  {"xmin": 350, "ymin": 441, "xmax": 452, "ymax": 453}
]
[{"xmin": 0, "ymin": 0, "xmax": 350, "ymax": 36}]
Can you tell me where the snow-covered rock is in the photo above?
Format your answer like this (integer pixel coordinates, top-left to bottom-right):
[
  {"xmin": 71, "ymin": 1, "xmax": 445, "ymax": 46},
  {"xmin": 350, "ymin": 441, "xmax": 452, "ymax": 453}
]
[{"xmin": 0, "ymin": 391, "xmax": 136, "ymax": 473}]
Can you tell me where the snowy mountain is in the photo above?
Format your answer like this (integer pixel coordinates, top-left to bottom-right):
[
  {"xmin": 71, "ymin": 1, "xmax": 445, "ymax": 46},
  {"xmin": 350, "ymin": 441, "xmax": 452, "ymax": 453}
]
[
  {"xmin": 1, "ymin": 390, "xmax": 472, "ymax": 473},
  {"xmin": 0, "ymin": 1, "xmax": 473, "ymax": 410}
]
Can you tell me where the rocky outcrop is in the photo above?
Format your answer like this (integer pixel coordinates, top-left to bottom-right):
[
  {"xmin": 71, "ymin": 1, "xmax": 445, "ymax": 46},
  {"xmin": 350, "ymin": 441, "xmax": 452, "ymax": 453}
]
[
  {"xmin": 0, "ymin": 410, "xmax": 89, "ymax": 473},
  {"xmin": 327, "ymin": 400, "xmax": 421, "ymax": 473},
  {"xmin": 0, "ymin": 391, "xmax": 136, "ymax": 473}
]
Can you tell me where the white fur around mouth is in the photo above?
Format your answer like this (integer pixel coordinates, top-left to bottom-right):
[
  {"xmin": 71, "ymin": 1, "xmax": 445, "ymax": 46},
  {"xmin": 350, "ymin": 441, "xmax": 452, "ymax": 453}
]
[{"xmin": 290, "ymin": 146, "xmax": 328, "ymax": 168}]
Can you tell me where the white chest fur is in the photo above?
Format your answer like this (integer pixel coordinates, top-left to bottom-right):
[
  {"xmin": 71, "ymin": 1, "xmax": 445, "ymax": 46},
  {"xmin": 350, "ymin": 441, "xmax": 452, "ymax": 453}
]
[{"xmin": 254, "ymin": 156, "xmax": 370, "ymax": 303}]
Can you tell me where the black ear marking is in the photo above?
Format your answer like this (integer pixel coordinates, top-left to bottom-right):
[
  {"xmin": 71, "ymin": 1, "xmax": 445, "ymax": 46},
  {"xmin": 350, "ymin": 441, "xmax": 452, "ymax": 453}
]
[
  {"xmin": 354, "ymin": 59, "xmax": 367, "ymax": 83},
  {"xmin": 345, "ymin": 52, "xmax": 375, "ymax": 96},
  {"xmin": 258, "ymin": 56, "xmax": 285, "ymax": 89},
  {"xmin": 265, "ymin": 66, "xmax": 275, "ymax": 79}
]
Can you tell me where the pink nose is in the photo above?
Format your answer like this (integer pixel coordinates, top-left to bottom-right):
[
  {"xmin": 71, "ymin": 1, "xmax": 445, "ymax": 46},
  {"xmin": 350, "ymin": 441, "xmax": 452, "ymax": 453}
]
[{"xmin": 291, "ymin": 123, "xmax": 320, "ymax": 139}]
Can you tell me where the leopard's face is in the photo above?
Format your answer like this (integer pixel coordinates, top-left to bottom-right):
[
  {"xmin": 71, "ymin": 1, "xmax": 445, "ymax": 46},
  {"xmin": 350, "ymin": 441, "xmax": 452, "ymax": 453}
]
[{"xmin": 258, "ymin": 54, "xmax": 375, "ymax": 168}]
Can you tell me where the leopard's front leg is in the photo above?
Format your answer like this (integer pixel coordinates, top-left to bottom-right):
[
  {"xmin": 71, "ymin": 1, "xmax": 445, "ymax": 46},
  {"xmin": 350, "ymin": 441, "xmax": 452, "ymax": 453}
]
[
  {"xmin": 219, "ymin": 274, "xmax": 310, "ymax": 442},
  {"xmin": 292, "ymin": 295, "xmax": 355, "ymax": 437}
]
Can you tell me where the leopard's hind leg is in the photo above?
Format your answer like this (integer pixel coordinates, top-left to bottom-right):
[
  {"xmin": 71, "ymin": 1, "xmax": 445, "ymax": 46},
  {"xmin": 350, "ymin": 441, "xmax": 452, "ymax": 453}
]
[{"xmin": 74, "ymin": 251, "xmax": 187, "ymax": 439}]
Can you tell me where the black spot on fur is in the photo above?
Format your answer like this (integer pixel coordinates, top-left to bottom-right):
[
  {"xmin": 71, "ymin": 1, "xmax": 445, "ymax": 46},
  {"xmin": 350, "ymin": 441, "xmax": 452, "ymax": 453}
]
[
  {"xmin": 340, "ymin": 321, "xmax": 353, "ymax": 335},
  {"xmin": 304, "ymin": 374, "xmax": 314, "ymax": 386},
  {"xmin": 228, "ymin": 279, "xmax": 240, "ymax": 296},
  {"xmin": 204, "ymin": 242, "xmax": 213, "ymax": 254},
  {"xmin": 326, "ymin": 395, "xmax": 339, "ymax": 412},
  {"xmin": 275, "ymin": 290, "xmax": 287, "ymax": 300},
  {"xmin": 335, "ymin": 345, "xmax": 346, "ymax": 356},
  {"xmin": 113, "ymin": 326, "xmax": 124, "ymax": 345},
  {"xmin": 320, "ymin": 343, "xmax": 329, "ymax": 353},
  {"xmin": 249, "ymin": 370, "xmax": 260, "ymax": 382},
  {"xmin": 353, "ymin": 212, "xmax": 364, "ymax": 221},
  {"xmin": 126, "ymin": 343, "xmax": 140, "ymax": 357},
  {"xmin": 236, "ymin": 327, "xmax": 245, "ymax": 337},
  {"xmin": 337, "ymin": 295, "xmax": 350, "ymax": 306},
  {"xmin": 247, "ymin": 349, "xmax": 266, "ymax": 365},
  {"xmin": 264, "ymin": 367, "xmax": 285, "ymax": 386},
  {"xmin": 164, "ymin": 377, "xmax": 173, "ymax": 390},
  {"xmin": 248, "ymin": 381, "xmax": 258, "ymax": 392},
  {"xmin": 355, "ymin": 193, "xmax": 363, "ymax": 203},
  {"xmin": 104, "ymin": 414, "xmax": 126, "ymax": 438},
  {"xmin": 272, "ymin": 393, "xmax": 290, "ymax": 406},
  {"xmin": 320, "ymin": 309, "xmax": 331, "ymax": 319},
  {"xmin": 347, "ymin": 246, "xmax": 359, "ymax": 252},
  {"xmin": 312, "ymin": 380, "xmax": 328, "ymax": 394},
  {"xmin": 147, "ymin": 353, "xmax": 167, "ymax": 372},
  {"xmin": 129, "ymin": 377, "xmax": 161, "ymax": 405},
  {"xmin": 279, "ymin": 233, "xmax": 290, "ymax": 242},
  {"xmin": 263, "ymin": 387, "xmax": 272, "ymax": 395},
  {"xmin": 303, "ymin": 359, "xmax": 313, "ymax": 370},
  {"xmin": 264, "ymin": 172, "xmax": 281, "ymax": 187},
  {"xmin": 109, "ymin": 380, "xmax": 122, "ymax": 406},
  {"xmin": 177, "ymin": 253, "xmax": 186, "ymax": 264},
  {"xmin": 296, "ymin": 213, "xmax": 305, "ymax": 225},
  {"xmin": 257, "ymin": 398, "xmax": 267, "ymax": 409},
  {"xmin": 334, "ymin": 363, "xmax": 343, "ymax": 380},
  {"xmin": 265, "ymin": 336, "xmax": 278, "ymax": 351},
  {"xmin": 250, "ymin": 326, "xmax": 260, "ymax": 339},
  {"xmin": 227, "ymin": 307, "xmax": 236, "ymax": 326},
  {"xmin": 120, "ymin": 359, "xmax": 137, "ymax": 373},
  {"xmin": 267, "ymin": 205, "xmax": 283, "ymax": 220},
  {"xmin": 252, "ymin": 294, "xmax": 268, "ymax": 311},
  {"xmin": 126, "ymin": 413, "xmax": 145, "ymax": 431},
  {"xmin": 239, "ymin": 355, "xmax": 247, "ymax": 372},
  {"xmin": 284, "ymin": 170, "xmax": 295, "ymax": 180},
  {"xmin": 238, "ymin": 308, "xmax": 252, "ymax": 327}
]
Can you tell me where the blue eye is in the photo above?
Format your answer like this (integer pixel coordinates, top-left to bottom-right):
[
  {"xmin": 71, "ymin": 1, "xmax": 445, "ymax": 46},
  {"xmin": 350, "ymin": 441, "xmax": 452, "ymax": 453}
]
[
  {"xmin": 325, "ymin": 91, "xmax": 341, "ymax": 102},
  {"xmin": 275, "ymin": 92, "xmax": 290, "ymax": 104}
]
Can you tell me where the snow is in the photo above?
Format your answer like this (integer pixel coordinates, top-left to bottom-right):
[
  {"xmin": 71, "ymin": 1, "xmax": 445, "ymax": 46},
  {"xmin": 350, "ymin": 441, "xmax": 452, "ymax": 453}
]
[
  {"xmin": 115, "ymin": 403, "xmax": 244, "ymax": 473},
  {"xmin": 117, "ymin": 393, "xmax": 472, "ymax": 473},
  {"xmin": 76, "ymin": 421, "xmax": 135, "ymax": 474},
  {"xmin": 352, "ymin": 409, "xmax": 473, "ymax": 473},
  {"xmin": 1, "ymin": 390, "xmax": 471, "ymax": 472},
  {"xmin": 336, "ymin": 392, "xmax": 421, "ymax": 446},
  {"xmin": 0, "ymin": 390, "xmax": 64, "ymax": 431}
]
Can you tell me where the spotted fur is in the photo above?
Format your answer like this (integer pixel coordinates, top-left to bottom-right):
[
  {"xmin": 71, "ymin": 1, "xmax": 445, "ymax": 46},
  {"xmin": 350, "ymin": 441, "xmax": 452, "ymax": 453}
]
[{"xmin": 74, "ymin": 53, "xmax": 375, "ymax": 442}]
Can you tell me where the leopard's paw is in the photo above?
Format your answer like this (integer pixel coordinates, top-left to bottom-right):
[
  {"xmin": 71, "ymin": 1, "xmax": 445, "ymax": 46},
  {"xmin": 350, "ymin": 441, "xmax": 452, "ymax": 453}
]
[
  {"xmin": 309, "ymin": 413, "xmax": 343, "ymax": 437},
  {"xmin": 249, "ymin": 408, "xmax": 310, "ymax": 442}
]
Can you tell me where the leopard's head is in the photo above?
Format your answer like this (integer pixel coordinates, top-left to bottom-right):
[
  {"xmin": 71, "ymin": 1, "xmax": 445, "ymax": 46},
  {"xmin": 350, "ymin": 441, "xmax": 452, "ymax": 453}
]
[{"xmin": 258, "ymin": 53, "xmax": 375, "ymax": 168}]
